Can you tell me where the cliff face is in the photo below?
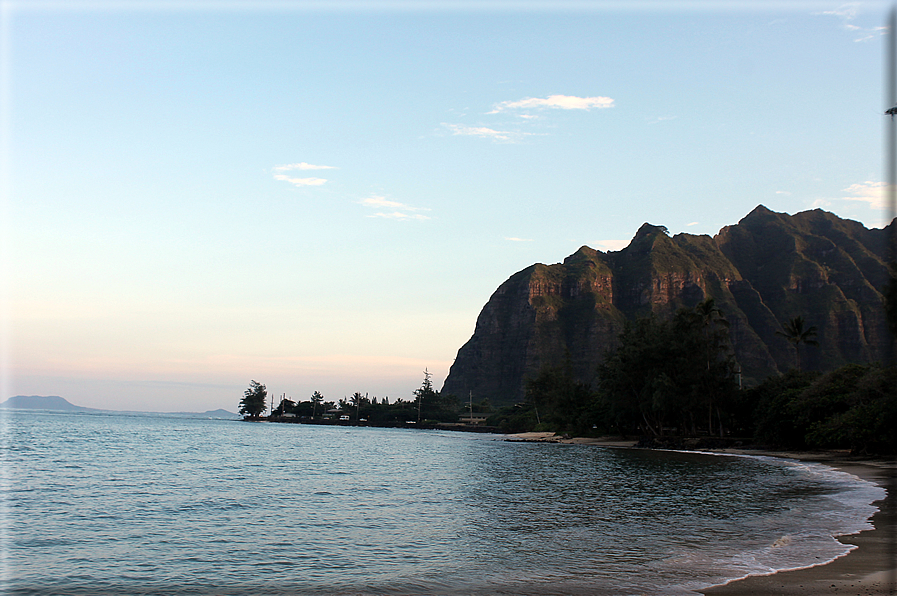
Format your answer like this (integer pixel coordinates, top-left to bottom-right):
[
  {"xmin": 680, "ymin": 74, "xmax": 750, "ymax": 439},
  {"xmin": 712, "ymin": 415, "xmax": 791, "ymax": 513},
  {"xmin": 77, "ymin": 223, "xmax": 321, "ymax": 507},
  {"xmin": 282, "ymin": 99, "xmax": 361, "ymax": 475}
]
[{"xmin": 441, "ymin": 206, "xmax": 894, "ymax": 405}]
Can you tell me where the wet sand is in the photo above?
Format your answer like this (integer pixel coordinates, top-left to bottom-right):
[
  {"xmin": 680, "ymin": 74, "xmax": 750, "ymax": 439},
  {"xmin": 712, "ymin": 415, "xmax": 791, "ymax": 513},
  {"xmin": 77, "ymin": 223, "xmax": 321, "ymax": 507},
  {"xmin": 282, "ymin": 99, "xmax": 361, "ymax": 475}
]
[{"xmin": 505, "ymin": 433, "xmax": 896, "ymax": 595}]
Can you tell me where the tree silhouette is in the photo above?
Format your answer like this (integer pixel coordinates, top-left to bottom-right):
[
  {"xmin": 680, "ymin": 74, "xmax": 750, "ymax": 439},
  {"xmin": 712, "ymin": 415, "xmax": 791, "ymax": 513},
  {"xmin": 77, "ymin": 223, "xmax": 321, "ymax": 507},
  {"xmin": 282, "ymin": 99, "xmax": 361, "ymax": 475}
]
[
  {"xmin": 776, "ymin": 316, "xmax": 818, "ymax": 372},
  {"xmin": 239, "ymin": 380, "xmax": 267, "ymax": 418},
  {"xmin": 694, "ymin": 298, "xmax": 729, "ymax": 333},
  {"xmin": 692, "ymin": 298, "xmax": 732, "ymax": 436},
  {"xmin": 311, "ymin": 391, "xmax": 324, "ymax": 419}
]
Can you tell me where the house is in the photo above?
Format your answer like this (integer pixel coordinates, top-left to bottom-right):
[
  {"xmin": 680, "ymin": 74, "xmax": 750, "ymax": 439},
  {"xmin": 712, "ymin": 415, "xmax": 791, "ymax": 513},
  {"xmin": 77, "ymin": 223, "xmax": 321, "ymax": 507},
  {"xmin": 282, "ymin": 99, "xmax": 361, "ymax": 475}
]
[{"xmin": 459, "ymin": 414, "xmax": 488, "ymax": 425}]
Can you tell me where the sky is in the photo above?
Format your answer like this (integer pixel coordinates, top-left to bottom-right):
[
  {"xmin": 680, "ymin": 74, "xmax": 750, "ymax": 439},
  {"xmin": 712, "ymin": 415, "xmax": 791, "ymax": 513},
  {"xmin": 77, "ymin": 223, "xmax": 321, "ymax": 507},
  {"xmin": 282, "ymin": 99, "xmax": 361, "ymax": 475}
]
[{"xmin": 2, "ymin": 0, "xmax": 893, "ymax": 412}]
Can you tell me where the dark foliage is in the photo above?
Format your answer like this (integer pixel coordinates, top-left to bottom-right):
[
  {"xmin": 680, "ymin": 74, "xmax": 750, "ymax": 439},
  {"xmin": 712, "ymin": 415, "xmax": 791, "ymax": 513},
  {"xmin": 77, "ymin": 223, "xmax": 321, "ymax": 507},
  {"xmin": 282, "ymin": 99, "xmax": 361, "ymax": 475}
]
[
  {"xmin": 271, "ymin": 397, "xmax": 296, "ymax": 417},
  {"xmin": 414, "ymin": 369, "xmax": 461, "ymax": 423},
  {"xmin": 596, "ymin": 300, "xmax": 738, "ymax": 437},
  {"xmin": 239, "ymin": 380, "xmax": 267, "ymax": 418},
  {"xmin": 751, "ymin": 365, "xmax": 896, "ymax": 454},
  {"xmin": 486, "ymin": 402, "xmax": 540, "ymax": 434},
  {"xmin": 523, "ymin": 361, "xmax": 600, "ymax": 436},
  {"xmin": 750, "ymin": 369, "xmax": 822, "ymax": 449}
]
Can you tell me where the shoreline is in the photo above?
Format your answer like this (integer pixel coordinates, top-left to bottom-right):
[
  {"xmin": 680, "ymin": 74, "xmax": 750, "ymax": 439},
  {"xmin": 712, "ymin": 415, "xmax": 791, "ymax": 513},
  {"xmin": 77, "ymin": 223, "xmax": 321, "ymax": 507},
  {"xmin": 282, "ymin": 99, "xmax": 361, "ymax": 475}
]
[
  {"xmin": 701, "ymin": 454, "xmax": 895, "ymax": 596},
  {"xmin": 506, "ymin": 433, "xmax": 896, "ymax": 595}
]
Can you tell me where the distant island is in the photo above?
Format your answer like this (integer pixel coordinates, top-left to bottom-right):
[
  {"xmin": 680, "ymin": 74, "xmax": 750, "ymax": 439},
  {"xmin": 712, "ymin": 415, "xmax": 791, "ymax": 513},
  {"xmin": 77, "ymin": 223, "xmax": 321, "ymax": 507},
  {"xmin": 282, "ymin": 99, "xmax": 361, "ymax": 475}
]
[
  {"xmin": 0, "ymin": 395, "xmax": 98, "ymax": 411},
  {"xmin": 0, "ymin": 395, "xmax": 240, "ymax": 419}
]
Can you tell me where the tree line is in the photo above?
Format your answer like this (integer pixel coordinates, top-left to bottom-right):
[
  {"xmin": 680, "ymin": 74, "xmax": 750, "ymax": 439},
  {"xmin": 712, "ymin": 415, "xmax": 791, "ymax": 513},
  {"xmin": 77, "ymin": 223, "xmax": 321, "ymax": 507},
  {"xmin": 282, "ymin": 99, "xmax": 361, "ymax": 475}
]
[
  {"xmin": 239, "ymin": 370, "xmax": 475, "ymax": 426},
  {"xmin": 486, "ymin": 290, "xmax": 897, "ymax": 456}
]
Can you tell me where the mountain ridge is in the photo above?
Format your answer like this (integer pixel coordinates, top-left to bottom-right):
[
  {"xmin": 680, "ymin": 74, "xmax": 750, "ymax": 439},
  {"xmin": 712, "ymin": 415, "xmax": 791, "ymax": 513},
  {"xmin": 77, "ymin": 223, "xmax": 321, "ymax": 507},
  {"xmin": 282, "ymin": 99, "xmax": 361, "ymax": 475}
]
[{"xmin": 441, "ymin": 206, "xmax": 894, "ymax": 405}]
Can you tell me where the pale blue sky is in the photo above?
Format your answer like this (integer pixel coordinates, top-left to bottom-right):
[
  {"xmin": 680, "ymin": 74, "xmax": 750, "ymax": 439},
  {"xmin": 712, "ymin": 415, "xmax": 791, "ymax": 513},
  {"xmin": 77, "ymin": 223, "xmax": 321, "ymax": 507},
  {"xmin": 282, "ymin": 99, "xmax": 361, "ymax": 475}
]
[{"xmin": 3, "ymin": 1, "xmax": 891, "ymax": 411}]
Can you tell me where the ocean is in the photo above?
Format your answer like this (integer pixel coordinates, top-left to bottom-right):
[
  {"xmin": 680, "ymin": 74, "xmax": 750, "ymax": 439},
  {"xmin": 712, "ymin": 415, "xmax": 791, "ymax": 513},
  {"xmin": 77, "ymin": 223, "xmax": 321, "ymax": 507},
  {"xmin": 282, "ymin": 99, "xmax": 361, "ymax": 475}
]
[{"xmin": 1, "ymin": 410, "xmax": 885, "ymax": 595}]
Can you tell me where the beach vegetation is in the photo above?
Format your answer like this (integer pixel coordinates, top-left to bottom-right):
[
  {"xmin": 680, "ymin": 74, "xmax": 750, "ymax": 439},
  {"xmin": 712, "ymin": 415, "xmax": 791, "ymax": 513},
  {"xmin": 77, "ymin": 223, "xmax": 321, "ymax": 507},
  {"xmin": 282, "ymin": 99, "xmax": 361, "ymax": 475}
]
[
  {"xmin": 239, "ymin": 380, "xmax": 268, "ymax": 419},
  {"xmin": 521, "ymin": 360, "xmax": 600, "ymax": 436},
  {"xmin": 486, "ymin": 402, "xmax": 540, "ymax": 434},
  {"xmin": 311, "ymin": 391, "xmax": 324, "ymax": 418},
  {"xmin": 596, "ymin": 299, "xmax": 738, "ymax": 437},
  {"xmin": 260, "ymin": 372, "xmax": 462, "ymax": 426},
  {"xmin": 272, "ymin": 396, "xmax": 296, "ymax": 417},
  {"xmin": 750, "ymin": 364, "xmax": 897, "ymax": 454},
  {"xmin": 488, "ymin": 299, "xmax": 740, "ymax": 439}
]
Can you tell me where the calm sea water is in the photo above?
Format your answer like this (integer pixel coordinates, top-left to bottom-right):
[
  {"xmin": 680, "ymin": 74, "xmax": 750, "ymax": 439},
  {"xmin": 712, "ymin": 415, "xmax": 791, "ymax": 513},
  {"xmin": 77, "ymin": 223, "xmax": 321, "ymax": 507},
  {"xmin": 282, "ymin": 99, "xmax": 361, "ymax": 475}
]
[{"xmin": 0, "ymin": 410, "xmax": 885, "ymax": 595}]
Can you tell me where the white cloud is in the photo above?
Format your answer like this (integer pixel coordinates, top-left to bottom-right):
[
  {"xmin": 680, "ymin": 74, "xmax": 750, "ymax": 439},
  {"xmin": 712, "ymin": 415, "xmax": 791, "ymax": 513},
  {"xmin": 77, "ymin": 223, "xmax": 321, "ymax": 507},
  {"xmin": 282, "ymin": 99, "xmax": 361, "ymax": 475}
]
[
  {"xmin": 840, "ymin": 180, "xmax": 888, "ymax": 210},
  {"xmin": 776, "ymin": 190, "xmax": 792, "ymax": 196},
  {"xmin": 360, "ymin": 196, "xmax": 409, "ymax": 210},
  {"xmin": 812, "ymin": 198, "xmax": 832, "ymax": 208},
  {"xmin": 686, "ymin": 222, "xmax": 699, "ymax": 227},
  {"xmin": 359, "ymin": 195, "xmax": 431, "ymax": 221},
  {"xmin": 369, "ymin": 211, "xmax": 431, "ymax": 221},
  {"xmin": 505, "ymin": 237, "xmax": 533, "ymax": 242},
  {"xmin": 442, "ymin": 123, "xmax": 518, "ymax": 141},
  {"xmin": 273, "ymin": 162, "xmax": 337, "ymax": 171},
  {"xmin": 489, "ymin": 94, "xmax": 614, "ymax": 113},
  {"xmin": 593, "ymin": 239, "xmax": 629, "ymax": 252},
  {"xmin": 273, "ymin": 174, "xmax": 328, "ymax": 187}
]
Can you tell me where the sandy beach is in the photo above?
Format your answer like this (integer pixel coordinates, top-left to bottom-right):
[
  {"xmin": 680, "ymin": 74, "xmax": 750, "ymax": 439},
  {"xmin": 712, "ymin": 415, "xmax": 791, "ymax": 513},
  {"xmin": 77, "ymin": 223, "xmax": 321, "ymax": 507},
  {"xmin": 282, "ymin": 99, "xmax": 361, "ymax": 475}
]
[{"xmin": 506, "ymin": 433, "xmax": 896, "ymax": 595}]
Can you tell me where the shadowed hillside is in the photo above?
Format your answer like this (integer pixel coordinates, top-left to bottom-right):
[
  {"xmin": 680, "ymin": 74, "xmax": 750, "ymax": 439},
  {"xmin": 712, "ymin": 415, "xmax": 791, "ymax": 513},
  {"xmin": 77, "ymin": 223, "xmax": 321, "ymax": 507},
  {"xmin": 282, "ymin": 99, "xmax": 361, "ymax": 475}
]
[{"xmin": 442, "ymin": 206, "xmax": 894, "ymax": 406}]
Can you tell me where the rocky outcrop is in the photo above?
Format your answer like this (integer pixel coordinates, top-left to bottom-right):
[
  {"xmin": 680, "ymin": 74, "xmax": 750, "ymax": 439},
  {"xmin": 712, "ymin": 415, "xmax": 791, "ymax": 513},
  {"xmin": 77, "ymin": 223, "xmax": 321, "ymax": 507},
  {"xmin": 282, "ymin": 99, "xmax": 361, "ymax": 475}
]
[{"xmin": 441, "ymin": 206, "xmax": 894, "ymax": 405}]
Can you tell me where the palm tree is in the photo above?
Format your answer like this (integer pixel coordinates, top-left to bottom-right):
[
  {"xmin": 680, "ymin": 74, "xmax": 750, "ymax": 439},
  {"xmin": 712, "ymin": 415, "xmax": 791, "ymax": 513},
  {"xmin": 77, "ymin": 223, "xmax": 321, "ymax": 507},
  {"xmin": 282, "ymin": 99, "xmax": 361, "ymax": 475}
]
[
  {"xmin": 311, "ymin": 391, "xmax": 323, "ymax": 419},
  {"xmin": 695, "ymin": 298, "xmax": 728, "ymax": 328},
  {"xmin": 349, "ymin": 392, "xmax": 365, "ymax": 420},
  {"xmin": 776, "ymin": 316, "xmax": 818, "ymax": 371},
  {"xmin": 694, "ymin": 298, "xmax": 731, "ymax": 436}
]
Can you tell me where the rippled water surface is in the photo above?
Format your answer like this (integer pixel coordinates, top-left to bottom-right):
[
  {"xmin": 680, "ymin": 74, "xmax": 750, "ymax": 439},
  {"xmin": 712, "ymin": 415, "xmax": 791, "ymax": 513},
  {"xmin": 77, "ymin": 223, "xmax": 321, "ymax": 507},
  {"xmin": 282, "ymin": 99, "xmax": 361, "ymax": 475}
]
[{"xmin": 1, "ymin": 410, "xmax": 885, "ymax": 595}]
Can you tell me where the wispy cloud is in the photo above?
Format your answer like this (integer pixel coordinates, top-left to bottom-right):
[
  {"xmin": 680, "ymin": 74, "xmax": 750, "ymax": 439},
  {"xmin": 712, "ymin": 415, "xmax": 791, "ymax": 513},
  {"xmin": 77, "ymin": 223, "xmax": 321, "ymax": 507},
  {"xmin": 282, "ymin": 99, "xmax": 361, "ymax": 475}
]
[
  {"xmin": 647, "ymin": 115, "xmax": 677, "ymax": 125},
  {"xmin": 840, "ymin": 180, "xmax": 888, "ymax": 209},
  {"xmin": 821, "ymin": 3, "xmax": 859, "ymax": 20},
  {"xmin": 273, "ymin": 174, "xmax": 328, "ymax": 187},
  {"xmin": 776, "ymin": 190, "xmax": 792, "ymax": 196},
  {"xmin": 686, "ymin": 222, "xmax": 699, "ymax": 227},
  {"xmin": 489, "ymin": 94, "xmax": 614, "ymax": 113},
  {"xmin": 272, "ymin": 162, "xmax": 336, "ymax": 187},
  {"xmin": 443, "ymin": 93, "xmax": 611, "ymax": 144},
  {"xmin": 359, "ymin": 196, "xmax": 408, "ymax": 210},
  {"xmin": 273, "ymin": 162, "xmax": 337, "ymax": 171},
  {"xmin": 505, "ymin": 237, "xmax": 533, "ymax": 242},
  {"xmin": 442, "ymin": 123, "xmax": 521, "ymax": 142},
  {"xmin": 817, "ymin": 3, "xmax": 885, "ymax": 42},
  {"xmin": 359, "ymin": 195, "xmax": 431, "ymax": 220}
]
